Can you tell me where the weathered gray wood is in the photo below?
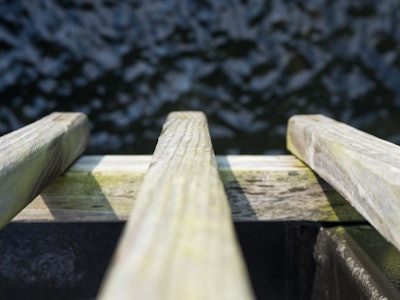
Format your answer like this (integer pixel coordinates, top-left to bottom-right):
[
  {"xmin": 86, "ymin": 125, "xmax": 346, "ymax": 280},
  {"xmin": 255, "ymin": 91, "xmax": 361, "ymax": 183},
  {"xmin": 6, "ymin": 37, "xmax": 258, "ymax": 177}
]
[
  {"xmin": 13, "ymin": 155, "xmax": 363, "ymax": 222},
  {"xmin": 14, "ymin": 155, "xmax": 148, "ymax": 222},
  {"xmin": 0, "ymin": 112, "xmax": 89, "ymax": 228},
  {"xmin": 219, "ymin": 155, "xmax": 363, "ymax": 222},
  {"xmin": 98, "ymin": 112, "xmax": 254, "ymax": 300},
  {"xmin": 287, "ymin": 114, "xmax": 400, "ymax": 251}
]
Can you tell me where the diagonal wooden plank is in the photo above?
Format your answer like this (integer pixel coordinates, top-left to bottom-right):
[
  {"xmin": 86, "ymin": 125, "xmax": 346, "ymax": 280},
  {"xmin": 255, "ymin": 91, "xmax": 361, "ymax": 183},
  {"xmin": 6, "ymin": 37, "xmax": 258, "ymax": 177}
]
[
  {"xmin": 287, "ymin": 114, "xmax": 400, "ymax": 251},
  {"xmin": 0, "ymin": 112, "xmax": 89, "ymax": 228},
  {"xmin": 98, "ymin": 112, "xmax": 254, "ymax": 300}
]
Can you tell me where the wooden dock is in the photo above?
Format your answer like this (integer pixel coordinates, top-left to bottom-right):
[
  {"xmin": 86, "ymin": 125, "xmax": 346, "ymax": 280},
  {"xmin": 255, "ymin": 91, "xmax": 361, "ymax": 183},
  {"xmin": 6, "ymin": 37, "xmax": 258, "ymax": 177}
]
[{"xmin": 0, "ymin": 111, "xmax": 400, "ymax": 299}]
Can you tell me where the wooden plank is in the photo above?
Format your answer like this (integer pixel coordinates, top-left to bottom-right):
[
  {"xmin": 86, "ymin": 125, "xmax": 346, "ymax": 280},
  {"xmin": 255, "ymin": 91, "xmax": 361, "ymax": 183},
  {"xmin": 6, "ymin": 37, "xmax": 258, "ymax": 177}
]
[
  {"xmin": 13, "ymin": 155, "xmax": 363, "ymax": 222},
  {"xmin": 0, "ymin": 112, "xmax": 89, "ymax": 228},
  {"xmin": 98, "ymin": 112, "xmax": 254, "ymax": 300},
  {"xmin": 287, "ymin": 114, "xmax": 400, "ymax": 251},
  {"xmin": 219, "ymin": 155, "xmax": 363, "ymax": 222},
  {"xmin": 14, "ymin": 156, "xmax": 148, "ymax": 222}
]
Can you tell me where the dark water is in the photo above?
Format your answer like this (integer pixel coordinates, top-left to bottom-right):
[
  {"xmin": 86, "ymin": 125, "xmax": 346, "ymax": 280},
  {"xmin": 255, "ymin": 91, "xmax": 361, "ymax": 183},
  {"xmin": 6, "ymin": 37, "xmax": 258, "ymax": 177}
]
[{"xmin": 1, "ymin": 0, "xmax": 400, "ymax": 154}]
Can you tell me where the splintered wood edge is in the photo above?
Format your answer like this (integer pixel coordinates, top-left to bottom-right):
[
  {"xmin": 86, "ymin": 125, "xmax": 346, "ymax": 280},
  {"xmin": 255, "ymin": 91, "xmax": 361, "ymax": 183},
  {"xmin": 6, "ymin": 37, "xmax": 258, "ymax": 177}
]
[
  {"xmin": 287, "ymin": 114, "xmax": 400, "ymax": 251},
  {"xmin": 98, "ymin": 112, "xmax": 254, "ymax": 300},
  {"xmin": 0, "ymin": 112, "xmax": 89, "ymax": 228},
  {"xmin": 13, "ymin": 154, "xmax": 363, "ymax": 222}
]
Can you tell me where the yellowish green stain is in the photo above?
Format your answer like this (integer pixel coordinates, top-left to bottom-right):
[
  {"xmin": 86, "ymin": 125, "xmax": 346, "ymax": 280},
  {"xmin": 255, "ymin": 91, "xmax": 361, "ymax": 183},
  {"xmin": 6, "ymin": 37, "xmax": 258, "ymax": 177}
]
[{"xmin": 39, "ymin": 171, "xmax": 145, "ymax": 215}]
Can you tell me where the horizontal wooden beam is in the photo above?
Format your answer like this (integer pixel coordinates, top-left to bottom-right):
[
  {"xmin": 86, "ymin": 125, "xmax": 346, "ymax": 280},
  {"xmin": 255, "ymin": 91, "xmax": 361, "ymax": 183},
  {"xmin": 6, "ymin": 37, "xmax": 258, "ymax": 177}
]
[
  {"xmin": 98, "ymin": 112, "xmax": 254, "ymax": 300},
  {"xmin": 0, "ymin": 112, "xmax": 89, "ymax": 228},
  {"xmin": 13, "ymin": 155, "xmax": 363, "ymax": 223},
  {"xmin": 287, "ymin": 114, "xmax": 400, "ymax": 251},
  {"xmin": 219, "ymin": 155, "xmax": 362, "ymax": 222}
]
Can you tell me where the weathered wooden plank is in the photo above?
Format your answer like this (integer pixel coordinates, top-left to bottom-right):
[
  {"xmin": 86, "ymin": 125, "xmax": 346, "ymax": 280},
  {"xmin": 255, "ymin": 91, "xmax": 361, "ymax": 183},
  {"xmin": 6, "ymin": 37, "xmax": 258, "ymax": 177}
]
[
  {"xmin": 13, "ymin": 155, "xmax": 363, "ymax": 222},
  {"xmin": 0, "ymin": 112, "xmax": 89, "ymax": 228},
  {"xmin": 98, "ymin": 112, "xmax": 254, "ymax": 300},
  {"xmin": 219, "ymin": 155, "xmax": 363, "ymax": 222},
  {"xmin": 14, "ymin": 156, "xmax": 148, "ymax": 222},
  {"xmin": 287, "ymin": 114, "xmax": 400, "ymax": 251}
]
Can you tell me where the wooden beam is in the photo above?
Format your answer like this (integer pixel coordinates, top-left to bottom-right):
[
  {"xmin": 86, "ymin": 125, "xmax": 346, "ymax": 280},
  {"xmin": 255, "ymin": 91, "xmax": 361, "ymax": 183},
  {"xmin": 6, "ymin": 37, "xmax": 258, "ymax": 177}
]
[
  {"xmin": 287, "ymin": 114, "xmax": 400, "ymax": 251},
  {"xmin": 219, "ymin": 155, "xmax": 363, "ymax": 222},
  {"xmin": 0, "ymin": 112, "xmax": 89, "ymax": 228},
  {"xmin": 13, "ymin": 155, "xmax": 363, "ymax": 222},
  {"xmin": 98, "ymin": 112, "xmax": 254, "ymax": 300},
  {"xmin": 14, "ymin": 156, "xmax": 149, "ymax": 222}
]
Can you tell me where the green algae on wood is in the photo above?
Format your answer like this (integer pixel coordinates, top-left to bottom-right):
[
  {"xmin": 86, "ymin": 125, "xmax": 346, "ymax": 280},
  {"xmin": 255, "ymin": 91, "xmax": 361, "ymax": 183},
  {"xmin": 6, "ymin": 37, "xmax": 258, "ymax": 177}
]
[
  {"xmin": 0, "ymin": 112, "xmax": 89, "ymax": 228},
  {"xmin": 15, "ymin": 155, "xmax": 148, "ymax": 222},
  {"xmin": 219, "ymin": 155, "xmax": 363, "ymax": 222},
  {"xmin": 14, "ymin": 155, "xmax": 363, "ymax": 222},
  {"xmin": 287, "ymin": 114, "xmax": 400, "ymax": 252},
  {"xmin": 98, "ymin": 112, "xmax": 254, "ymax": 300}
]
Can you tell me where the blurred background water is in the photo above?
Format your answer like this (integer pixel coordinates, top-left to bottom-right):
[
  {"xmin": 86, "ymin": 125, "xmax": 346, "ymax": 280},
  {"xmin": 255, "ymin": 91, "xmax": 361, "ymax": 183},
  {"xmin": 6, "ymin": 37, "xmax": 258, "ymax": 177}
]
[{"xmin": 0, "ymin": 0, "xmax": 399, "ymax": 155}]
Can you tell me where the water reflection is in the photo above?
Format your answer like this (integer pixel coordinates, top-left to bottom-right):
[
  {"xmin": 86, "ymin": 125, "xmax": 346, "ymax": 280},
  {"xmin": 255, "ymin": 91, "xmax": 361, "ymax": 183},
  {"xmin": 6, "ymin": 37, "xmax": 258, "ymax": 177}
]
[{"xmin": 0, "ymin": 0, "xmax": 399, "ymax": 154}]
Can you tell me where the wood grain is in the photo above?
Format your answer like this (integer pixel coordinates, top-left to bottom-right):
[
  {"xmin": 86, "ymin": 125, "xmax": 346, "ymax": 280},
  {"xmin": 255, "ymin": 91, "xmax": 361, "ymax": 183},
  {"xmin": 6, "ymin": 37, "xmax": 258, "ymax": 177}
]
[
  {"xmin": 13, "ymin": 155, "xmax": 363, "ymax": 222},
  {"xmin": 219, "ymin": 155, "xmax": 363, "ymax": 222},
  {"xmin": 14, "ymin": 156, "xmax": 148, "ymax": 222},
  {"xmin": 287, "ymin": 114, "xmax": 400, "ymax": 251},
  {"xmin": 0, "ymin": 112, "xmax": 89, "ymax": 228},
  {"xmin": 98, "ymin": 112, "xmax": 254, "ymax": 300}
]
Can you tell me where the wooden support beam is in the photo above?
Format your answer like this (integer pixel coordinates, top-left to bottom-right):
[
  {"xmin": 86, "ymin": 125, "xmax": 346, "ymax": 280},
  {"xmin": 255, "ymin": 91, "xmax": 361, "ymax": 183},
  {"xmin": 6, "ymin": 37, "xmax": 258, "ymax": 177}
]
[
  {"xmin": 287, "ymin": 114, "xmax": 400, "ymax": 251},
  {"xmin": 98, "ymin": 112, "xmax": 254, "ymax": 300},
  {"xmin": 0, "ymin": 112, "xmax": 89, "ymax": 228},
  {"xmin": 13, "ymin": 155, "xmax": 363, "ymax": 222}
]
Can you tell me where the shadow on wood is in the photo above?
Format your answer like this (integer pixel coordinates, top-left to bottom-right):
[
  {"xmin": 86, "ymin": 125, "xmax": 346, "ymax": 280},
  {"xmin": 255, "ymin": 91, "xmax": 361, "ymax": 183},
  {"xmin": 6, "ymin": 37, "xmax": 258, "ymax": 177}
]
[
  {"xmin": 313, "ymin": 175, "xmax": 364, "ymax": 223},
  {"xmin": 217, "ymin": 156, "xmax": 257, "ymax": 220},
  {"xmin": 0, "ymin": 112, "xmax": 89, "ymax": 228},
  {"xmin": 287, "ymin": 114, "xmax": 400, "ymax": 251},
  {"xmin": 98, "ymin": 112, "xmax": 254, "ymax": 300},
  {"xmin": 39, "ymin": 156, "xmax": 119, "ymax": 222}
]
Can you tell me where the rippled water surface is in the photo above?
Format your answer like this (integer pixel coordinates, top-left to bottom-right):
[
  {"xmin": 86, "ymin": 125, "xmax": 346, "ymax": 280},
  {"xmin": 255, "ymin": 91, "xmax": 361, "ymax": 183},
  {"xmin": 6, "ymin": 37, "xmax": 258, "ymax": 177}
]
[{"xmin": 1, "ymin": 0, "xmax": 400, "ymax": 154}]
